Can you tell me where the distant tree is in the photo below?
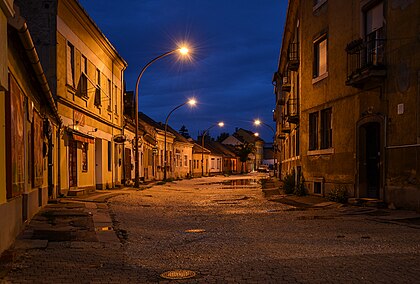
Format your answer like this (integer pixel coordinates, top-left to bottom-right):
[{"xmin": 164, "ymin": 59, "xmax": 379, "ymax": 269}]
[
  {"xmin": 217, "ymin": 132, "xmax": 230, "ymax": 142},
  {"xmin": 235, "ymin": 142, "xmax": 255, "ymax": 173},
  {"xmin": 179, "ymin": 125, "xmax": 191, "ymax": 139}
]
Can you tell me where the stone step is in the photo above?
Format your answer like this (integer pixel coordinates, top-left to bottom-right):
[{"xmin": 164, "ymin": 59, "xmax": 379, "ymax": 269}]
[
  {"xmin": 67, "ymin": 189, "xmax": 86, "ymax": 196},
  {"xmin": 348, "ymin": 198, "xmax": 388, "ymax": 208}
]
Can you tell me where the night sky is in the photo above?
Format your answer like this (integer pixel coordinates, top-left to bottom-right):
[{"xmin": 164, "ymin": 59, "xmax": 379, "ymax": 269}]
[{"xmin": 78, "ymin": 0, "xmax": 287, "ymax": 142}]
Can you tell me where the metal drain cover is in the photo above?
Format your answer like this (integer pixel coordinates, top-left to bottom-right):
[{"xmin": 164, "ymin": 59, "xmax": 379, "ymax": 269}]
[
  {"xmin": 160, "ymin": 269, "xmax": 196, "ymax": 280},
  {"xmin": 185, "ymin": 229, "xmax": 206, "ymax": 233}
]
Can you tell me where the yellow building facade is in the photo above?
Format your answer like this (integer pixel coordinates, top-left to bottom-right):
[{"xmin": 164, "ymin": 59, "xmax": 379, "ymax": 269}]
[
  {"xmin": 17, "ymin": 0, "xmax": 127, "ymax": 194},
  {"xmin": 275, "ymin": 0, "xmax": 420, "ymax": 209},
  {"xmin": 1, "ymin": 0, "xmax": 61, "ymax": 254}
]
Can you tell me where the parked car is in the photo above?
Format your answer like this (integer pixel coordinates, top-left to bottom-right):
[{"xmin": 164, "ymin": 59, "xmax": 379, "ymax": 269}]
[{"xmin": 257, "ymin": 164, "xmax": 269, "ymax": 173}]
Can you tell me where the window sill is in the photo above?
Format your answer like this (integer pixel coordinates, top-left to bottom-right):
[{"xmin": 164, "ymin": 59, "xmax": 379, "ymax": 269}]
[
  {"xmin": 313, "ymin": 0, "xmax": 327, "ymax": 12},
  {"xmin": 312, "ymin": 72, "xmax": 328, "ymax": 84},
  {"xmin": 307, "ymin": 148, "xmax": 334, "ymax": 156},
  {"xmin": 66, "ymin": 84, "xmax": 76, "ymax": 94}
]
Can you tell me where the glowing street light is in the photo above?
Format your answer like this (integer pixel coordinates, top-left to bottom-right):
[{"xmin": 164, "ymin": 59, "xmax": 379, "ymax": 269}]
[
  {"xmin": 254, "ymin": 119, "xmax": 275, "ymax": 133},
  {"xmin": 163, "ymin": 98, "xmax": 197, "ymax": 180},
  {"xmin": 201, "ymin": 122, "xmax": 224, "ymax": 176},
  {"xmin": 253, "ymin": 118, "xmax": 277, "ymax": 175},
  {"xmin": 134, "ymin": 45, "xmax": 191, "ymax": 187}
]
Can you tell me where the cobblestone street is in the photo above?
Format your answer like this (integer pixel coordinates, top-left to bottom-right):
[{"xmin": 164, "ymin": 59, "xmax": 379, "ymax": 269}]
[{"xmin": 2, "ymin": 174, "xmax": 420, "ymax": 283}]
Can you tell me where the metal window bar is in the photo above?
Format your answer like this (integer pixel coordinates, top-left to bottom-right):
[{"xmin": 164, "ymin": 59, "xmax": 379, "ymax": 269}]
[{"xmin": 346, "ymin": 28, "xmax": 385, "ymax": 79}]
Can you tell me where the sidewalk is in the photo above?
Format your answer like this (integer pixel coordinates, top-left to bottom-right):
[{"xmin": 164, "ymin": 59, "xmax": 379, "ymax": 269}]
[
  {"xmin": 262, "ymin": 177, "xmax": 420, "ymax": 228},
  {"xmin": 0, "ymin": 188, "xmax": 133, "ymax": 280}
]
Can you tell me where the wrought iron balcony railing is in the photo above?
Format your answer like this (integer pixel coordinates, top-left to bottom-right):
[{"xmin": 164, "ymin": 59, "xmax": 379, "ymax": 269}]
[{"xmin": 346, "ymin": 29, "xmax": 386, "ymax": 87}]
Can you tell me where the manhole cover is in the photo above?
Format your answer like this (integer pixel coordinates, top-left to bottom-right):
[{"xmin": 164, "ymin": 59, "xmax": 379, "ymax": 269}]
[
  {"xmin": 95, "ymin": 226, "xmax": 113, "ymax": 231},
  {"xmin": 185, "ymin": 229, "xmax": 206, "ymax": 233},
  {"xmin": 160, "ymin": 270, "xmax": 196, "ymax": 280}
]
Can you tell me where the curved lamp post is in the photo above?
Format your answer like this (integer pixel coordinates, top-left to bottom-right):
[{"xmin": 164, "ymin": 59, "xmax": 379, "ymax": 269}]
[
  {"xmin": 254, "ymin": 119, "xmax": 277, "ymax": 175},
  {"xmin": 163, "ymin": 99, "xmax": 196, "ymax": 180},
  {"xmin": 134, "ymin": 46, "xmax": 190, "ymax": 187},
  {"xmin": 201, "ymin": 122, "xmax": 224, "ymax": 176}
]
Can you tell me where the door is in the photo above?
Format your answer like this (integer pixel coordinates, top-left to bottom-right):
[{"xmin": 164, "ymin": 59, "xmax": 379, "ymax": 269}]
[
  {"xmin": 358, "ymin": 122, "xmax": 381, "ymax": 198},
  {"xmin": 69, "ymin": 140, "xmax": 77, "ymax": 188},
  {"xmin": 124, "ymin": 148, "xmax": 131, "ymax": 182},
  {"xmin": 95, "ymin": 138, "xmax": 103, "ymax": 189}
]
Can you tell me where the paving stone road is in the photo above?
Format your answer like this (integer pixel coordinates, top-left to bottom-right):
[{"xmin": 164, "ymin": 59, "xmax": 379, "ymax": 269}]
[{"xmin": 2, "ymin": 174, "xmax": 420, "ymax": 283}]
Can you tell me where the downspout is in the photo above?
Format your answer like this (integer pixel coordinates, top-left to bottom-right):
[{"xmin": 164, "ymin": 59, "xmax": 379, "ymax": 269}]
[
  {"xmin": 8, "ymin": 12, "xmax": 61, "ymax": 123},
  {"xmin": 8, "ymin": 8, "xmax": 63, "ymax": 197}
]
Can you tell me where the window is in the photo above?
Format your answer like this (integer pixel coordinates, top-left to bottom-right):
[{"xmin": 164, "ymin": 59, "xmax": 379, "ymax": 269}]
[
  {"xmin": 114, "ymin": 85, "xmax": 118, "ymax": 114},
  {"xmin": 81, "ymin": 143, "xmax": 88, "ymax": 172},
  {"xmin": 184, "ymin": 155, "xmax": 188, "ymax": 167},
  {"xmin": 309, "ymin": 112, "xmax": 319, "ymax": 150},
  {"xmin": 365, "ymin": 2, "xmax": 384, "ymax": 65},
  {"xmin": 176, "ymin": 152, "xmax": 181, "ymax": 167},
  {"xmin": 313, "ymin": 36, "xmax": 327, "ymax": 79},
  {"xmin": 321, "ymin": 108, "xmax": 332, "ymax": 149},
  {"xmin": 313, "ymin": 0, "xmax": 327, "ymax": 8},
  {"xmin": 66, "ymin": 42, "xmax": 75, "ymax": 86},
  {"xmin": 80, "ymin": 55, "xmax": 88, "ymax": 97},
  {"xmin": 94, "ymin": 69, "xmax": 101, "ymax": 106},
  {"xmin": 107, "ymin": 79, "xmax": 112, "ymax": 111},
  {"xmin": 365, "ymin": 2, "xmax": 383, "ymax": 38},
  {"xmin": 107, "ymin": 141, "xmax": 111, "ymax": 171}
]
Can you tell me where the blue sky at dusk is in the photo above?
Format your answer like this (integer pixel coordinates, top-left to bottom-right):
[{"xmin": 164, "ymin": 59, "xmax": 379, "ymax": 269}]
[{"xmin": 78, "ymin": 0, "xmax": 287, "ymax": 142}]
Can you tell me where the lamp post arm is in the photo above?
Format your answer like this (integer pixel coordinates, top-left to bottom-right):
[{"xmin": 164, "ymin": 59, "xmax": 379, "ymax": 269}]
[
  {"xmin": 163, "ymin": 101, "xmax": 188, "ymax": 180},
  {"xmin": 165, "ymin": 102, "xmax": 187, "ymax": 127},
  {"xmin": 134, "ymin": 49, "xmax": 178, "ymax": 187},
  {"xmin": 261, "ymin": 122, "xmax": 275, "ymax": 134},
  {"xmin": 201, "ymin": 124, "xmax": 216, "ymax": 176},
  {"xmin": 135, "ymin": 49, "xmax": 178, "ymax": 93}
]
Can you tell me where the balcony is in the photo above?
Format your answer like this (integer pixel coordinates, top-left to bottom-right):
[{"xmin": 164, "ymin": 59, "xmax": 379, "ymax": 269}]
[
  {"xmin": 281, "ymin": 117, "xmax": 291, "ymax": 133},
  {"xmin": 287, "ymin": 42, "xmax": 299, "ymax": 71},
  {"xmin": 286, "ymin": 98, "xmax": 299, "ymax": 124},
  {"xmin": 346, "ymin": 31, "xmax": 386, "ymax": 88},
  {"xmin": 281, "ymin": 72, "xmax": 291, "ymax": 92},
  {"xmin": 277, "ymin": 133, "xmax": 286, "ymax": 140}
]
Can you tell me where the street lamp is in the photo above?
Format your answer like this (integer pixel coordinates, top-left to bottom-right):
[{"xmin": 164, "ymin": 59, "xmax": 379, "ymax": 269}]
[
  {"xmin": 254, "ymin": 119, "xmax": 277, "ymax": 176},
  {"xmin": 164, "ymin": 99, "xmax": 197, "ymax": 180},
  {"xmin": 201, "ymin": 122, "xmax": 224, "ymax": 176},
  {"xmin": 134, "ymin": 46, "xmax": 190, "ymax": 187},
  {"xmin": 254, "ymin": 119, "xmax": 275, "ymax": 133}
]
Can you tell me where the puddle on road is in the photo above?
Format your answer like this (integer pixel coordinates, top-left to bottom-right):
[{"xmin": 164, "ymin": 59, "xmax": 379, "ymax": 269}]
[{"xmin": 198, "ymin": 178, "xmax": 266, "ymax": 189}]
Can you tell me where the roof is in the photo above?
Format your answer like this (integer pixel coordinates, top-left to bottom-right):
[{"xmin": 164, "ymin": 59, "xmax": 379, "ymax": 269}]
[
  {"xmin": 192, "ymin": 143, "xmax": 211, "ymax": 154},
  {"xmin": 233, "ymin": 128, "xmax": 264, "ymax": 144},
  {"xmin": 204, "ymin": 140, "xmax": 237, "ymax": 158},
  {"xmin": 73, "ymin": 0, "xmax": 127, "ymax": 67}
]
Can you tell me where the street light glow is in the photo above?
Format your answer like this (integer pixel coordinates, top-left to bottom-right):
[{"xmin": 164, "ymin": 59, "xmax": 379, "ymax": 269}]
[
  {"xmin": 179, "ymin": 47, "xmax": 189, "ymax": 55},
  {"xmin": 188, "ymin": 98, "xmax": 197, "ymax": 106},
  {"xmin": 254, "ymin": 132, "xmax": 259, "ymax": 137},
  {"xmin": 218, "ymin": 122, "xmax": 224, "ymax": 127},
  {"xmin": 254, "ymin": 119, "xmax": 261, "ymax": 126}
]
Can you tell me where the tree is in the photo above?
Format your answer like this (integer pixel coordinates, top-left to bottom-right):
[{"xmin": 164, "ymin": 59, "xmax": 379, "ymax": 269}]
[
  {"xmin": 235, "ymin": 142, "xmax": 255, "ymax": 173},
  {"xmin": 217, "ymin": 132, "xmax": 230, "ymax": 142},
  {"xmin": 179, "ymin": 125, "xmax": 190, "ymax": 139}
]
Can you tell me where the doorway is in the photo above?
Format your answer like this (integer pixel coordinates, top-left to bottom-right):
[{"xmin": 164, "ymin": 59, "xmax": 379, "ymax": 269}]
[
  {"xmin": 124, "ymin": 148, "xmax": 131, "ymax": 182},
  {"xmin": 95, "ymin": 138, "xmax": 103, "ymax": 189},
  {"xmin": 69, "ymin": 140, "xmax": 77, "ymax": 188},
  {"xmin": 358, "ymin": 122, "xmax": 381, "ymax": 198}
]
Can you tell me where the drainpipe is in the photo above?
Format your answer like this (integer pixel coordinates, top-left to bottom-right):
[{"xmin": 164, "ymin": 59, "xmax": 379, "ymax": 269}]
[
  {"xmin": 8, "ymin": 10, "xmax": 61, "ymax": 123},
  {"xmin": 57, "ymin": 125, "xmax": 61, "ymax": 196},
  {"xmin": 8, "ymin": 7, "xmax": 63, "ymax": 197}
]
